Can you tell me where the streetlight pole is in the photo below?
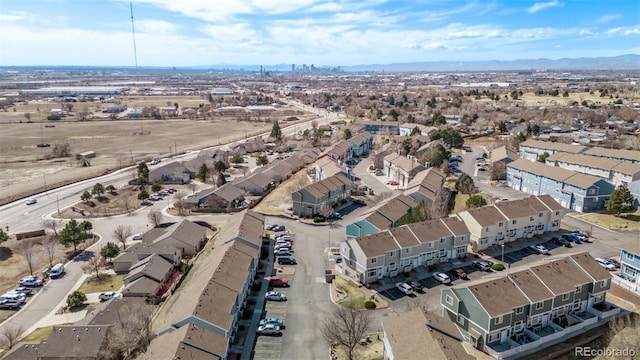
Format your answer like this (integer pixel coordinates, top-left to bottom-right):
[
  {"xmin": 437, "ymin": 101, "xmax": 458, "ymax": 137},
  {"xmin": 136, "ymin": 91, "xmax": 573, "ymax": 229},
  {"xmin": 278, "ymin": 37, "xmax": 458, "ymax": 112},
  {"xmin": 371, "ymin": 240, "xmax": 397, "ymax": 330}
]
[{"xmin": 501, "ymin": 244, "xmax": 505, "ymax": 264}]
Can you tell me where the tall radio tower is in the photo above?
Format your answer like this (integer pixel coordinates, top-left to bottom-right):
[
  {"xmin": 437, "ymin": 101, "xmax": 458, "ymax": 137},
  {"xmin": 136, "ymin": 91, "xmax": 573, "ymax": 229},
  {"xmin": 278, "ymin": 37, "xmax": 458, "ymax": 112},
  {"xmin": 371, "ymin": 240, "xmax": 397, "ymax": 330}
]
[{"xmin": 130, "ymin": 1, "xmax": 139, "ymax": 69}]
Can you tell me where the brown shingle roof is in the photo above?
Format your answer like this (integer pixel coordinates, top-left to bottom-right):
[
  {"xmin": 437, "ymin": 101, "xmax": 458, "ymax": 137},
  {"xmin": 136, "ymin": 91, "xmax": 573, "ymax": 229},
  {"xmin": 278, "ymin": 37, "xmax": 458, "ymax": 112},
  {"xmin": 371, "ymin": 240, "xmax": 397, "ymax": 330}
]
[
  {"xmin": 494, "ymin": 198, "xmax": 543, "ymax": 219},
  {"xmin": 508, "ymin": 270, "xmax": 554, "ymax": 303},
  {"xmin": 355, "ymin": 231, "xmax": 401, "ymax": 258},
  {"xmin": 362, "ymin": 211, "xmax": 393, "ymax": 230},
  {"xmin": 467, "ymin": 278, "xmax": 530, "ymax": 317},
  {"xmin": 563, "ymin": 172, "xmax": 602, "ymax": 189},
  {"xmin": 440, "ymin": 216, "xmax": 470, "ymax": 236},
  {"xmin": 570, "ymin": 252, "xmax": 613, "ymax": 282},
  {"xmin": 463, "ymin": 206, "xmax": 507, "ymax": 227},
  {"xmin": 382, "ymin": 308, "xmax": 474, "ymax": 360},
  {"xmin": 179, "ymin": 324, "xmax": 227, "ymax": 359},
  {"xmin": 622, "ymin": 239, "xmax": 640, "ymax": 256},
  {"xmin": 584, "ymin": 146, "xmax": 640, "ymax": 162},
  {"xmin": 38, "ymin": 326, "xmax": 109, "ymax": 359},
  {"xmin": 530, "ymin": 258, "xmax": 592, "ymax": 295},
  {"xmin": 147, "ymin": 219, "xmax": 207, "ymax": 250},
  {"xmin": 124, "ymin": 253, "xmax": 173, "ymax": 284},
  {"xmin": 389, "ymin": 226, "xmax": 420, "ymax": 248},
  {"xmin": 612, "ymin": 162, "xmax": 640, "ymax": 176},
  {"xmin": 520, "ymin": 139, "xmax": 587, "ymax": 154},
  {"xmin": 508, "ymin": 158, "xmax": 575, "ymax": 183},
  {"xmin": 535, "ymin": 194, "xmax": 565, "ymax": 211},
  {"xmin": 554, "ymin": 153, "xmax": 617, "ymax": 170},
  {"xmin": 406, "ymin": 219, "xmax": 452, "ymax": 243},
  {"xmin": 122, "ymin": 276, "xmax": 162, "ymax": 296},
  {"xmin": 376, "ymin": 195, "xmax": 417, "ymax": 223}
]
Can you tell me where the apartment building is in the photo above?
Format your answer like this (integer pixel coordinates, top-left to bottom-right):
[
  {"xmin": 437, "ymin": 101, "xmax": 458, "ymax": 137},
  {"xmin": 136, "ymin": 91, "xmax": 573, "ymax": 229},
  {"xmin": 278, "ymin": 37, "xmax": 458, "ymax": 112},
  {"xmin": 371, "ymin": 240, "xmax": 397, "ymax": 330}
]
[
  {"xmin": 518, "ymin": 139, "xmax": 588, "ymax": 162},
  {"xmin": 291, "ymin": 173, "xmax": 352, "ymax": 217}
]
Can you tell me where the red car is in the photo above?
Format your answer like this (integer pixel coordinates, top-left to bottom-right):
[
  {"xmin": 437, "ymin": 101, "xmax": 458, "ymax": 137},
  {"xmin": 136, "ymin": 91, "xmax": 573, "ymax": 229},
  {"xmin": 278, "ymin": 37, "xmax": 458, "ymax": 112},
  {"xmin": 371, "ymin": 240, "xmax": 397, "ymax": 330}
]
[
  {"xmin": 387, "ymin": 180, "xmax": 399, "ymax": 186},
  {"xmin": 453, "ymin": 268, "xmax": 467, "ymax": 279},
  {"xmin": 268, "ymin": 276, "xmax": 289, "ymax": 287}
]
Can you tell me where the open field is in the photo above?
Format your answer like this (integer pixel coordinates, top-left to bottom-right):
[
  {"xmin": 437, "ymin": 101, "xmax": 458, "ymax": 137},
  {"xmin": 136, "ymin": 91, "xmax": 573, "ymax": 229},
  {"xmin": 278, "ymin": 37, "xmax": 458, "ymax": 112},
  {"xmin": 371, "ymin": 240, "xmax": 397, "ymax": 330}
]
[
  {"xmin": 452, "ymin": 192, "xmax": 491, "ymax": 213},
  {"xmin": 0, "ymin": 100, "xmax": 316, "ymax": 204},
  {"xmin": 77, "ymin": 274, "xmax": 123, "ymax": 294},
  {"xmin": 253, "ymin": 169, "xmax": 310, "ymax": 215},
  {"xmin": 572, "ymin": 210, "xmax": 640, "ymax": 232}
]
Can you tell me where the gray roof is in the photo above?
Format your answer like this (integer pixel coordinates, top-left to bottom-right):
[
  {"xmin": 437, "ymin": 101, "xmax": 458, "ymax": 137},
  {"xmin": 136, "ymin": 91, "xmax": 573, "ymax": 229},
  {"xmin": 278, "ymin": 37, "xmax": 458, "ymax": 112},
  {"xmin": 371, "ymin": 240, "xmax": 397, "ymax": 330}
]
[
  {"xmin": 38, "ymin": 325, "xmax": 109, "ymax": 359},
  {"xmin": 145, "ymin": 219, "xmax": 207, "ymax": 249},
  {"xmin": 124, "ymin": 253, "xmax": 173, "ymax": 284}
]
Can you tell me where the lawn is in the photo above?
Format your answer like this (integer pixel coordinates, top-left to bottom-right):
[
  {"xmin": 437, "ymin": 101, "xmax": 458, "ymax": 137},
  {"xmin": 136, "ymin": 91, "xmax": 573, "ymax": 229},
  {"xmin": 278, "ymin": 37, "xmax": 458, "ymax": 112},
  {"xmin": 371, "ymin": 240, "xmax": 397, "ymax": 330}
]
[
  {"xmin": 335, "ymin": 276, "xmax": 367, "ymax": 309},
  {"xmin": 452, "ymin": 192, "xmax": 491, "ymax": 214},
  {"xmin": 77, "ymin": 274, "xmax": 123, "ymax": 294},
  {"xmin": 333, "ymin": 334, "xmax": 384, "ymax": 360},
  {"xmin": 572, "ymin": 210, "xmax": 640, "ymax": 232},
  {"xmin": 22, "ymin": 325, "xmax": 55, "ymax": 342}
]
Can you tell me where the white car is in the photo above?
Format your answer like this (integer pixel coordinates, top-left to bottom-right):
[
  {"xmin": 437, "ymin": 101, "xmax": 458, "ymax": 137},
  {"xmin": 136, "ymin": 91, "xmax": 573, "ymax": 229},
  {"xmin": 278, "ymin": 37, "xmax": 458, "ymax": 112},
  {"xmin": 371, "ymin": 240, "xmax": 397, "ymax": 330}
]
[
  {"xmin": 595, "ymin": 258, "xmax": 616, "ymax": 271},
  {"xmin": 264, "ymin": 291, "xmax": 287, "ymax": 301},
  {"xmin": 18, "ymin": 276, "xmax": 43, "ymax": 287},
  {"xmin": 274, "ymin": 248, "xmax": 291, "ymax": 256},
  {"xmin": 26, "ymin": 198, "xmax": 37, "ymax": 205},
  {"xmin": 132, "ymin": 233, "xmax": 142, "ymax": 240},
  {"xmin": 530, "ymin": 244, "xmax": 550, "ymax": 255},
  {"xmin": 256, "ymin": 324, "xmax": 282, "ymax": 336},
  {"xmin": 396, "ymin": 282, "xmax": 414, "ymax": 295},
  {"xmin": 99, "ymin": 291, "xmax": 121, "ymax": 301},
  {"xmin": 432, "ymin": 272, "xmax": 451, "ymax": 284}
]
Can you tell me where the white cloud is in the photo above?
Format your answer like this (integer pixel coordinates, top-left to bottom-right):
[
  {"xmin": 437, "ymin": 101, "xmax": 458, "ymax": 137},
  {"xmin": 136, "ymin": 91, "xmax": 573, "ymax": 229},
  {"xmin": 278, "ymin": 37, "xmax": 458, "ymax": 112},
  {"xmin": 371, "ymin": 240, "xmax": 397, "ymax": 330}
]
[
  {"xmin": 595, "ymin": 14, "xmax": 621, "ymax": 24},
  {"xmin": 135, "ymin": 20, "xmax": 178, "ymax": 35},
  {"xmin": 527, "ymin": 1, "xmax": 562, "ymax": 14},
  {"xmin": 0, "ymin": 12, "xmax": 28, "ymax": 22},
  {"xmin": 200, "ymin": 23, "xmax": 259, "ymax": 44},
  {"xmin": 606, "ymin": 26, "xmax": 640, "ymax": 36}
]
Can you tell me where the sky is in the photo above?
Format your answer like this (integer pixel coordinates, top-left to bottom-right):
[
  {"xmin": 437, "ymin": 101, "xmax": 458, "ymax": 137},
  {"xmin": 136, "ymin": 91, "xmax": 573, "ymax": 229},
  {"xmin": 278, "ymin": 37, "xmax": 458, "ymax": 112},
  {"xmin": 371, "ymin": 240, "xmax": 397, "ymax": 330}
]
[{"xmin": 1, "ymin": 0, "xmax": 639, "ymax": 67}]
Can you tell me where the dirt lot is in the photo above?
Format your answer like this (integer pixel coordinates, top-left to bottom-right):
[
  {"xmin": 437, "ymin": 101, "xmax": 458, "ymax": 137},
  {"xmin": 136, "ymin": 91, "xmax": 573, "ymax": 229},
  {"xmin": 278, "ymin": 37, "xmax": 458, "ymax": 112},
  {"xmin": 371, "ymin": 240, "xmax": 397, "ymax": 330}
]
[
  {"xmin": 253, "ymin": 169, "xmax": 311, "ymax": 215},
  {"xmin": 0, "ymin": 100, "xmax": 314, "ymax": 204}
]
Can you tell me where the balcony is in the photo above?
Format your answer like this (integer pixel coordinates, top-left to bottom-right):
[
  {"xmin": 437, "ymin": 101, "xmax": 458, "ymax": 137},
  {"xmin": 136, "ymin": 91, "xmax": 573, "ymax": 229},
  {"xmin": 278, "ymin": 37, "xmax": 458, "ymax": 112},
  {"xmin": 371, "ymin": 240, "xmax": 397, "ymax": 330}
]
[{"xmin": 588, "ymin": 302, "xmax": 621, "ymax": 319}]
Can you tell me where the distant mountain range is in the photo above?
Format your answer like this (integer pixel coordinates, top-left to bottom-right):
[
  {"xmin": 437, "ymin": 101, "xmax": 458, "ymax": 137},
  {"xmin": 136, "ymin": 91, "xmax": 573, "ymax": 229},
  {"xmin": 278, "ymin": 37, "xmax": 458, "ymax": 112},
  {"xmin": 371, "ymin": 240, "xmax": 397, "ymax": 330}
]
[{"xmin": 3, "ymin": 55, "xmax": 639, "ymax": 72}]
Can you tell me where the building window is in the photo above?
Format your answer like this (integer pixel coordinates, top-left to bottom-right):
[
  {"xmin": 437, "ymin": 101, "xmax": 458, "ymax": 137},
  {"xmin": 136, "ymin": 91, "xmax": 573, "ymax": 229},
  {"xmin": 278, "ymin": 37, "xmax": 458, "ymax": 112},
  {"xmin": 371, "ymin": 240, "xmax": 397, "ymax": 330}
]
[
  {"xmin": 515, "ymin": 306, "xmax": 524, "ymax": 315},
  {"xmin": 539, "ymin": 213, "xmax": 544, "ymax": 218},
  {"xmin": 575, "ymin": 286, "xmax": 582, "ymax": 294},
  {"xmin": 440, "ymin": 238, "xmax": 446, "ymax": 243},
  {"xmin": 367, "ymin": 269, "xmax": 376, "ymax": 277},
  {"xmin": 589, "ymin": 189, "xmax": 596, "ymax": 195},
  {"xmin": 573, "ymin": 300, "xmax": 581, "ymax": 310},
  {"xmin": 389, "ymin": 263, "xmax": 397, "ymax": 271},
  {"xmin": 626, "ymin": 252, "xmax": 635, "ymax": 261},
  {"xmin": 485, "ymin": 227, "xmax": 490, "ymax": 232},
  {"xmin": 445, "ymin": 295, "xmax": 453, "ymax": 305},
  {"xmin": 530, "ymin": 217, "xmax": 534, "ymax": 221},
  {"xmin": 494, "ymin": 316, "xmax": 503, "ymax": 325},
  {"xmin": 498, "ymin": 222, "xmax": 504, "ymax": 227},
  {"xmin": 535, "ymin": 302, "xmax": 544, "ymax": 310},
  {"xmin": 488, "ymin": 332, "xmax": 500, "ymax": 343},
  {"xmin": 552, "ymin": 220, "xmax": 559, "ymax": 227},
  {"xmin": 562, "ymin": 293, "xmax": 570, "ymax": 301},
  {"xmin": 457, "ymin": 314, "xmax": 466, "ymax": 325},
  {"xmin": 536, "ymin": 223, "xmax": 544, "ymax": 230},
  {"xmin": 600, "ymin": 279, "xmax": 609, "ymax": 287},
  {"xmin": 497, "ymin": 233, "xmax": 504, "ymax": 240},
  {"xmin": 439, "ymin": 249, "xmax": 447, "ymax": 257},
  {"xmin": 405, "ymin": 248, "xmax": 411, "ymax": 254},
  {"xmin": 389, "ymin": 251, "xmax": 394, "ymax": 257},
  {"xmin": 428, "ymin": 242, "xmax": 434, "ymax": 248},
  {"xmin": 512, "ymin": 220, "xmax": 517, "ymax": 225},
  {"xmin": 480, "ymin": 237, "xmax": 488, "ymax": 244},
  {"xmin": 555, "ymin": 211, "xmax": 560, "ymax": 216},
  {"xmin": 508, "ymin": 229, "xmax": 516, "ymax": 237}
]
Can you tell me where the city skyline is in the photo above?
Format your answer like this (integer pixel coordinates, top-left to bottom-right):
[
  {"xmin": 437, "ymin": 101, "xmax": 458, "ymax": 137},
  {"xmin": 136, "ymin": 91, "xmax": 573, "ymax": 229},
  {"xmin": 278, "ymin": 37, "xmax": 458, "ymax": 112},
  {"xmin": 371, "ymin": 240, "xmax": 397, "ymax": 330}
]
[{"xmin": 1, "ymin": 0, "xmax": 639, "ymax": 67}]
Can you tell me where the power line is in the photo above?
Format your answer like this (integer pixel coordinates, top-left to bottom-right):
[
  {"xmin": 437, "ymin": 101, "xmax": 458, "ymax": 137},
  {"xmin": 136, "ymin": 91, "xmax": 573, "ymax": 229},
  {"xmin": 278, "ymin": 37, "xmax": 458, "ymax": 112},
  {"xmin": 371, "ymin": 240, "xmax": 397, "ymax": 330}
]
[{"xmin": 130, "ymin": 1, "xmax": 138, "ymax": 69}]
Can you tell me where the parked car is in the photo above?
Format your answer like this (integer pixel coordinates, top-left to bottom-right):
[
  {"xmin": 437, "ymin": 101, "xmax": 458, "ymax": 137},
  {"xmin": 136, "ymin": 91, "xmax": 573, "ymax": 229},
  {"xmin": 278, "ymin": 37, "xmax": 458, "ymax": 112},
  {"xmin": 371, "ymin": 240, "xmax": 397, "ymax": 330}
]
[
  {"xmin": 605, "ymin": 259, "xmax": 620, "ymax": 268},
  {"xmin": 0, "ymin": 299, "xmax": 24, "ymax": 310},
  {"xmin": 256, "ymin": 324, "xmax": 282, "ymax": 336},
  {"xmin": 409, "ymin": 281, "xmax": 424, "ymax": 292},
  {"xmin": 259, "ymin": 317, "xmax": 285, "ymax": 329},
  {"xmin": 99, "ymin": 291, "xmax": 121, "ymax": 301},
  {"xmin": 433, "ymin": 272, "xmax": 451, "ymax": 284},
  {"xmin": 529, "ymin": 244, "xmax": 550, "ymax": 255},
  {"xmin": 472, "ymin": 261, "xmax": 492, "ymax": 272},
  {"xmin": 478, "ymin": 165, "xmax": 488, "ymax": 171},
  {"xmin": 12, "ymin": 287, "xmax": 33, "ymax": 296},
  {"xmin": 18, "ymin": 276, "xmax": 43, "ymax": 287},
  {"xmin": 275, "ymin": 241, "xmax": 292, "ymax": 249},
  {"xmin": 572, "ymin": 232, "xmax": 590, "ymax": 242},
  {"xmin": 595, "ymin": 258, "xmax": 616, "ymax": 271},
  {"xmin": 267, "ymin": 276, "xmax": 289, "ymax": 287},
  {"xmin": 277, "ymin": 256, "xmax": 297, "ymax": 265},
  {"xmin": 25, "ymin": 198, "xmax": 37, "ymax": 205},
  {"xmin": 452, "ymin": 268, "xmax": 467, "ymax": 279},
  {"xmin": 132, "ymin": 233, "xmax": 142, "ymax": 241},
  {"xmin": 275, "ymin": 235, "xmax": 292, "ymax": 242},
  {"xmin": 353, "ymin": 199, "xmax": 366, "ymax": 206},
  {"xmin": 274, "ymin": 248, "xmax": 291, "ymax": 256},
  {"xmin": 267, "ymin": 224, "xmax": 280, "ymax": 231},
  {"xmin": 396, "ymin": 282, "xmax": 414, "ymax": 295},
  {"xmin": 273, "ymin": 225, "xmax": 286, "ymax": 232},
  {"xmin": 562, "ymin": 233, "xmax": 581, "ymax": 244},
  {"xmin": 386, "ymin": 180, "xmax": 399, "ymax": 186},
  {"xmin": 551, "ymin": 237, "xmax": 572, "ymax": 248},
  {"xmin": 264, "ymin": 291, "xmax": 287, "ymax": 301}
]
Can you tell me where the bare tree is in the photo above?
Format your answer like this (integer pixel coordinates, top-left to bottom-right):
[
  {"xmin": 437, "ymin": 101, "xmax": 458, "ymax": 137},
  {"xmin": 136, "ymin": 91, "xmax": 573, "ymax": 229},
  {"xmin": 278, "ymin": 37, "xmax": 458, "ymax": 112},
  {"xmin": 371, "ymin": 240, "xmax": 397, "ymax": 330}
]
[
  {"xmin": 187, "ymin": 182, "xmax": 197, "ymax": 194},
  {"xmin": 321, "ymin": 306, "xmax": 373, "ymax": 360},
  {"xmin": 43, "ymin": 235, "xmax": 60, "ymax": 268},
  {"xmin": 100, "ymin": 301, "xmax": 155, "ymax": 358},
  {"xmin": 0, "ymin": 325, "xmax": 24, "ymax": 350},
  {"xmin": 431, "ymin": 188, "xmax": 451, "ymax": 219},
  {"xmin": 147, "ymin": 209, "xmax": 163, "ymax": 227},
  {"xmin": 122, "ymin": 194, "xmax": 133, "ymax": 215},
  {"xmin": 42, "ymin": 218, "xmax": 62, "ymax": 238},
  {"xmin": 112, "ymin": 225, "xmax": 133, "ymax": 249},
  {"xmin": 20, "ymin": 239, "xmax": 36, "ymax": 275},
  {"xmin": 81, "ymin": 255, "xmax": 103, "ymax": 280}
]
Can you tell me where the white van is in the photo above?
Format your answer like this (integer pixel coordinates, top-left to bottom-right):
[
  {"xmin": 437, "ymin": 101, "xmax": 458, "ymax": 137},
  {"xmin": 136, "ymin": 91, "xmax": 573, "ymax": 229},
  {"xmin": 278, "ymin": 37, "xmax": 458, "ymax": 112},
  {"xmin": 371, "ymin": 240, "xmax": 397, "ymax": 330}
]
[
  {"xmin": 1, "ymin": 293, "xmax": 26, "ymax": 304},
  {"xmin": 50, "ymin": 263, "xmax": 65, "ymax": 279},
  {"xmin": 396, "ymin": 282, "xmax": 414, "ymax": 295}
]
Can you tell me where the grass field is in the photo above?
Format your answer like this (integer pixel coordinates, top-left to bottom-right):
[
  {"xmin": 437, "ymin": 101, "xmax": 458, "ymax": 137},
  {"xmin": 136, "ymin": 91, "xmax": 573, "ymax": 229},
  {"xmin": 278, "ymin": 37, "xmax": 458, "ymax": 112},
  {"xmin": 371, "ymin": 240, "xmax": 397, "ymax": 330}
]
[
  {"xmin": 77, "ymin": 274, "xmax": 123, "ymax": 294},
  {"xmin": 452, "ymin": 192, "xmax": 491, "ymax": 213},
  {"xmin": 22, "ymin": 325, "xmax": 55, "ymax": 342},
  {"xmin": 335, "ymin": 276, "xmax": 367, "ymax": 309},
  {"xmin": 253, "ymin": 169, "xmax": 310, "ymax": 215},
  {"xmin": 333, "ymin": 335, "xmax": 383, "ymax": 360},
  {"xmin": 572, "ymin": 210, "xmax": 640, "ymax": 232},
  {"xmin": 0, "ymin": 96, "xmax": 317, "ymax": 204}
]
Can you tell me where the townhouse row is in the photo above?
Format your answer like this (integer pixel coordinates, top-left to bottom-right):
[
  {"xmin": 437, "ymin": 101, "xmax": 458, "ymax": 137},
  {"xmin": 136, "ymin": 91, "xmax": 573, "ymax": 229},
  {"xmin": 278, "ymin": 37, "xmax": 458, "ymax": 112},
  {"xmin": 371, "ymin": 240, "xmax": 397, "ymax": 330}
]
[
  {"xmin": 339, "ymin": 195, "xmax": 565, "ymax": 285},
  {"xmin": 440, "ymin": 253, "xmax": 619, "ymax": 359}
]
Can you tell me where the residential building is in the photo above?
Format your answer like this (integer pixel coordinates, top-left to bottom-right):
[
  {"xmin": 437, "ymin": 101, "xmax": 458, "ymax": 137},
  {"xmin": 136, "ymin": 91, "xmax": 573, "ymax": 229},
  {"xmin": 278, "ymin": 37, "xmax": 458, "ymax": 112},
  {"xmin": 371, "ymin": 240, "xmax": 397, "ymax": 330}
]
[
  {"xmin": 141, "ymin": 219, "xmax": 209, "ymax": 256},
  {"xmin": 382, "ymin": 308, "xmax": 475, "ymax": 360},
  {"xmin": 545, "ymin": 153, "xmax": 640, "ymax": 187},
  {"xmin": 184, "ymin": 183, "xmax": 246, "ymax": 210},
  {"xmin": 507, "ymin": 159, "xmax": 615, "ymax": 212},
  {"xmin": 122, "ymin": 254, "xmax": 174, "ymax": 297},
  {"xmin": 345, "ymin": 194, "xmax": 417, "ymax": 239},
  {"xmin": 148, "ymin": 162, "xmax": 191, "ymax": 184},
  {"xmin": 403, "ymin": 167, "xmax": 447, "ymax": 205},
  {"xmin": 441, "ymin": 253, "xmax": 619, "ymax": 360},
  {"xmin": 383, "ymin": 153, "xmax": 426, "ymax": 188},
  {"xmin": 148, "ymin": 210, "xmax": 264, "ymax": 360},
  {"xmin": 112, "ymin": 244, "xmax": 182, "ymax": 273},
  {"xmin": 291, "ymin": 173, "xmax": 352, "ymax": 217},
  {"xmin": 340, "ymin": 217, "xmax": 470, "ymax": 284},
  {"xmin": 458, "ymin": 195, "xmax": 564, "ymax": 252},
  {"xmin": 372, "ymin": 149, "xmax": 392, "ymax": 170},
  {"xmin": 233, "ymin": 173, "xmax": 274, "ymax": 195},
  {"xmin": 518, "ymin": 139, "xmax": 588, "ymax": 162},
  {"xmin": 348, "ymin": 132, "xmax": 374, "ymax": 156},
  {"xmin": 619, "ymin": 241, "xmax": 640, "ymax": 285},
  {"xmin": 326, "ymin": 139, "xmax": 354, "ymax": 163},
  {"xmin": 490, "ymin": 145, "xmax": 518, "ymax": 165},
  {"xmin": 32, "ymin": 326, "xmax": 110, "ymax": 359},
  {"xmin": 583, "ymin": 146, "xmax": 640, "ymax": 164},
  {"xmin": 398, "ymin": 123, "xmax": 438, "ymax": 137},
  {"xmin": 314, "ymin": 156, "xmax": 350, "ymax": 181}
]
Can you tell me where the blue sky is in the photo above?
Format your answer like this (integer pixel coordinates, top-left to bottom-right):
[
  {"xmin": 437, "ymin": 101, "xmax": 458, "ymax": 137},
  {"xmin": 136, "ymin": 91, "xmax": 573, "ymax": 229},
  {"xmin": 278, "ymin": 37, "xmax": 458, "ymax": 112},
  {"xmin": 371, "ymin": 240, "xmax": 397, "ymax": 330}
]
[{"xmin": 1, "ymin": 0, "xmax": 639, "ymax": 67}]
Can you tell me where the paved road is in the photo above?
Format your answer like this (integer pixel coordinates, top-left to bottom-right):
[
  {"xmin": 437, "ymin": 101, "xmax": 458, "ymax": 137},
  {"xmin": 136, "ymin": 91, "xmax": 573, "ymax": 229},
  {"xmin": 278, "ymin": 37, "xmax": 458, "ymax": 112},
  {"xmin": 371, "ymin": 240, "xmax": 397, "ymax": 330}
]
[{"xmin": 0, "ymin": 101, "xmax": 335, "ymax": 340}]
